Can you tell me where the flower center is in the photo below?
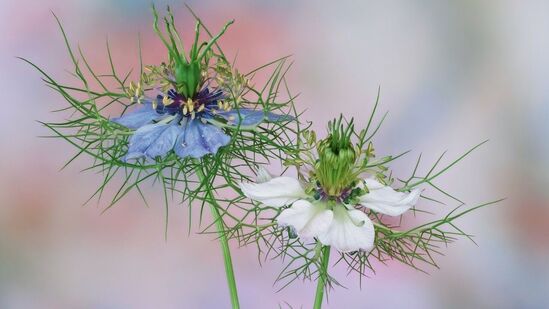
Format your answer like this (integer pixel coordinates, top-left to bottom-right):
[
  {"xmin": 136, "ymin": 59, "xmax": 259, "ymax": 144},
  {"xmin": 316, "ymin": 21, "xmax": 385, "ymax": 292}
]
[
  {"xmin": 154, "ymin": 87, "xmax": 227, "ymax": 119},
  {"xmin": 314, "ymin": 184, "xmax": 360, "ymax": 205}
]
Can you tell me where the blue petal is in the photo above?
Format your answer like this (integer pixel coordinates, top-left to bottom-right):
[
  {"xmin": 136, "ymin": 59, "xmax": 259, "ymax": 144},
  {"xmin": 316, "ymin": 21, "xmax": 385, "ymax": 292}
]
[
  {"xmin": 174, "ymin": 119, "xmax": 231, "ymax": 159},
  {"xmin": 124, "ymin": 123, "xmax": 170, "ymax": 161},
  {"xmin": 213, "ymin": 108, "xmax": 293, "ymax": 127},
  {"xmin": 144, "ymin": 122, "xmax": 183, "ymax": 159},
  {"xmin": 266, "ymin": 112, "xmax": 294, "ymax": 122},
  {"xmin": 111, "ymin": 104, "xmax": 162, "ymax": 130}
]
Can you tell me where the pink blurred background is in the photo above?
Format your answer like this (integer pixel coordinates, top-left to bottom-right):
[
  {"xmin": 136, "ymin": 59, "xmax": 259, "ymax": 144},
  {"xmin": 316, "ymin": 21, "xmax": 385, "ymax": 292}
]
[{"xmin": 2, "ymin": 0, "xmax": 548, "ymax": 308}]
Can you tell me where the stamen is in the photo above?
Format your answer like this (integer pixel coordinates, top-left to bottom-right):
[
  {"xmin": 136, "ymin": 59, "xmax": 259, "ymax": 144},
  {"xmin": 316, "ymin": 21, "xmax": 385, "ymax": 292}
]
[
  {"xmin": 186, "ymin": 98, "xmax": 195, "ymax": 112},
  {"xmin": 129, "ymin": 81, "xmax": 136, "ymax": 93},
  {"xmin": 366, "ymin": 142, "xmax": 375, "ymax": 157},
  {"xmin": 162, "ymin": 95, "xmax": 172, "ymax": 106},
  {"xmin": 197, "ymin": 104, "xmax": 205, "ymax": 112},
  {"xmin": 126, "ymin": 82, "xmax": 135, "ymax": 99}
]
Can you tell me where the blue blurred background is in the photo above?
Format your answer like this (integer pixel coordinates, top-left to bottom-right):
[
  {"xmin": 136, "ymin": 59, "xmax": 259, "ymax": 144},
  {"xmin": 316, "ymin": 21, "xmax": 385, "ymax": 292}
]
[{"xmin": 1, "ymin": 0, "xmax": 548, "ymax": 308}]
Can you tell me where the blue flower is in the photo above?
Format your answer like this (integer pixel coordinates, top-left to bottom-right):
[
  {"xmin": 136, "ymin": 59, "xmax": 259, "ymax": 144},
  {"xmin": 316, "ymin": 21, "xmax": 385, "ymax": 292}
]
[{"xmin": 111, "ymin": 87, "xmax": 291, "ymax": 161}]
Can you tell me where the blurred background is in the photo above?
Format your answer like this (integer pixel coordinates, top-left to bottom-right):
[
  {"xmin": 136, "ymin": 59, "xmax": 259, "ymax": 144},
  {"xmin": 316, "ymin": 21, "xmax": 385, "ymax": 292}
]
[{"xmin": 1, "ymin": 0, "xmax": 548, "ymax": 308}]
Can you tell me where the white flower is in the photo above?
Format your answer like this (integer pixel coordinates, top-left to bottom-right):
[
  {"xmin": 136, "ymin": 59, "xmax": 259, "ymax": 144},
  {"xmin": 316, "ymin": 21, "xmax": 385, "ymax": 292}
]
[{"xmin": 240, "ymin": 173, "xmax": 421, "ymax": 252}]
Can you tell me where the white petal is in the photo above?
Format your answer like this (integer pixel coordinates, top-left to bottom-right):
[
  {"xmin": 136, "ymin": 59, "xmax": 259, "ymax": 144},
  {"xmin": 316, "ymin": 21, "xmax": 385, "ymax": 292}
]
[
  {"xmin": 317, "ymin": 207, "xmax": 375, "ymax": 252},
  {"xmin": 254, "ymin": 166, "xmax": 273, "ymax": 183},
  {"xmin": 277, "ymin": 200, "xmax": 333, "ymax": 239},
  {"xmin": 363, "ymin": 178, "xmax": 386, "ymax": 190},
  {"xmin": 240, "ymin": 176, "xmax": 305, "ymax": 207},
  {"xmin": 359, "ymin": 178, "xmax": 421, "ymax": 216}
]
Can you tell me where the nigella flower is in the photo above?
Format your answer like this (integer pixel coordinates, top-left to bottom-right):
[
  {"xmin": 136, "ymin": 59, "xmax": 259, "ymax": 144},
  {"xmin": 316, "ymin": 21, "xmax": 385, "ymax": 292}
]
[
  {"xmin": 240, "ymin": 168, "xmax": 421, "ymax": 252},
  {"xmin": 112, "ymin": 87, "xmax": 289, "ymax": 161}
]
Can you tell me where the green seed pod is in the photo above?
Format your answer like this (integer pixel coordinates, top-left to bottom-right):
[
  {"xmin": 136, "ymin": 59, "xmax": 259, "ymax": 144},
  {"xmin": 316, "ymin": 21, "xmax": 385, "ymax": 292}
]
[{"xmin": 315, "ymin": 117, "xmax": 358, "ymax": 197}]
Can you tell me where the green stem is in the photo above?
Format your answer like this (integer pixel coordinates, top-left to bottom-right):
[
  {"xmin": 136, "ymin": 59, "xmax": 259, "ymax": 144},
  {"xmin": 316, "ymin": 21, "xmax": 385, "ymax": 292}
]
[
  {"xmin": 196, "ymin": 168, "xmax": 240, "ymax": 309},
  {"xmin": 313, "ymin": 245, "xmax": 331, "ymax": 309},
  {"xmin": 210, "ymin": 203, "xmax": 240, "ymax": 308}
]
